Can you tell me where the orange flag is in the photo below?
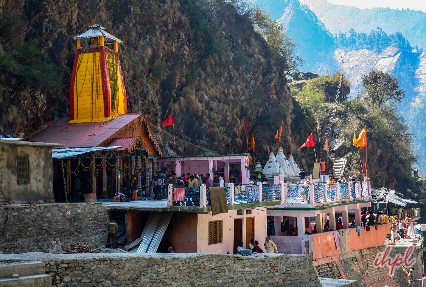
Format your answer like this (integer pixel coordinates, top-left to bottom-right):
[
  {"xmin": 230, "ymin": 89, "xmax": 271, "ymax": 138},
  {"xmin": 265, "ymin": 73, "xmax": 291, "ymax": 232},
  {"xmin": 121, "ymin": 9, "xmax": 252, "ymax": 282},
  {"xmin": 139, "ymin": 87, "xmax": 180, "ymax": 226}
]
[
  {"xmin": 352, "ymin": 133, "xmax": 357, "ymax": 147},
  {"xmin": 247, "ymin": 133, "xmax": 255, "ymax": 152},
  {"xmin": 356, "ymin": 126, "xmax": 367, "ymax": 148},
  {"xmin": 323, "ymin": 139, "xmax": 329, "ymax": 151}
]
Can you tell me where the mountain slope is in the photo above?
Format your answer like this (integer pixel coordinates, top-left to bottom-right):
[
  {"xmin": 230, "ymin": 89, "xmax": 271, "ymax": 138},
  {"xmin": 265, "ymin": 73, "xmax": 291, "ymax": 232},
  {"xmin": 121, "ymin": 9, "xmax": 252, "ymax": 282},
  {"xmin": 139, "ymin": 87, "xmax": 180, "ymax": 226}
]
[
  {"xmin": 300, "ymin": 0, "xmax": 426, "ymax": 49},
  {"xmin": 255, "ymin": 0, "xmax": 338, "ymax": 73},
  {"xmin": 0, "ymin": 0, "xmax": 310, "ymax": 158},
  {"xmin": 254, "ymin": 0, "xmax": 426, "ymax": 171}
]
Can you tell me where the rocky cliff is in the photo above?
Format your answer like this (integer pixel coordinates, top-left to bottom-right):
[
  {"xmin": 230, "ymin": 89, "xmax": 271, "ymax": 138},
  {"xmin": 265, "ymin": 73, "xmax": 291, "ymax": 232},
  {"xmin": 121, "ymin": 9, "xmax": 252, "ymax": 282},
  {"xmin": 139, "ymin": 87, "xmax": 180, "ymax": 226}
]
[{"xmin": 0, "ymin": 0, "xmax": 304, "ymax": 158}]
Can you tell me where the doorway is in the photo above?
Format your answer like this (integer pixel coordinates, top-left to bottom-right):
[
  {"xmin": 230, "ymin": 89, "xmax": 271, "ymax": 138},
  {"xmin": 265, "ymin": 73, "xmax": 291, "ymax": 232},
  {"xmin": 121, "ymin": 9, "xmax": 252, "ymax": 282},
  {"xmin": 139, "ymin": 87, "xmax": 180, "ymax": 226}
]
[{"xmin": 246, "ymin": 217, "xmax": 255, "ymax": 249}]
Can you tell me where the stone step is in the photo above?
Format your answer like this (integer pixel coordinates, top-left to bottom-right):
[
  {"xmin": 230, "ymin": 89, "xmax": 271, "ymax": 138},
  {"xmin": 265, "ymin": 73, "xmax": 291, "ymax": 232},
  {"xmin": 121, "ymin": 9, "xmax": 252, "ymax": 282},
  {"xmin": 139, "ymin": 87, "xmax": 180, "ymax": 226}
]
[
  {"xmin": 0, "ymin": 274, "xmax": 51, "ymax": 287},
  {"xmin": 0, "ymin": 262, "xmax": 45, "ymax": 279},
  {"xmin": 320, "ymin": 277, "xmax": 358, "ymax": 287}
]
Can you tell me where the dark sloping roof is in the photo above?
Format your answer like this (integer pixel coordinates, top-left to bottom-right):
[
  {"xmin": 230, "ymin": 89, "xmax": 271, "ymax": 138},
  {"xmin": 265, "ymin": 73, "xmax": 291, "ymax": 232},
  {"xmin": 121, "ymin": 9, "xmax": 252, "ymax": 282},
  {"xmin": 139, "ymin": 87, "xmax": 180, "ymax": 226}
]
[{"xmin": 29, "ymin": 114, "xmax": 141, "ymax": 148}]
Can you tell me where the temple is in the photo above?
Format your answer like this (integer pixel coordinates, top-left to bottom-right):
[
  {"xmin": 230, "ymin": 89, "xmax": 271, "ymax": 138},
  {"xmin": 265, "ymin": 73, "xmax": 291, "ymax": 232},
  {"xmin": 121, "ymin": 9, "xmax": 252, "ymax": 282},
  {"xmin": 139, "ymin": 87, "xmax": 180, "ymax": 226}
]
[{"xmin": 30, "ymin": 25, "xmax": 162, "ymax": 202}]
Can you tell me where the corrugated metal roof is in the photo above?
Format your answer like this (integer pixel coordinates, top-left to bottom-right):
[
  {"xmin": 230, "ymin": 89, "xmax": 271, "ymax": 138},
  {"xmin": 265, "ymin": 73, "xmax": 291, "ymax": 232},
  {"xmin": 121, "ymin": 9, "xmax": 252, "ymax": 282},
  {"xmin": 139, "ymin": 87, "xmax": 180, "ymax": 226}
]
[
  {"xmin": 74, "ymin": 24, "xmax": 123, "ymax": 43},
  {"xmin": 52, "ymin": 146, "xmax": 120, "ymax": 159},
  {"xmin": 108, "ymin": 137, "xmax": 136, "ymax": 151},
  {"xmin": 29, "ymin": 114, "xmax": 141, "ymax": 148}
]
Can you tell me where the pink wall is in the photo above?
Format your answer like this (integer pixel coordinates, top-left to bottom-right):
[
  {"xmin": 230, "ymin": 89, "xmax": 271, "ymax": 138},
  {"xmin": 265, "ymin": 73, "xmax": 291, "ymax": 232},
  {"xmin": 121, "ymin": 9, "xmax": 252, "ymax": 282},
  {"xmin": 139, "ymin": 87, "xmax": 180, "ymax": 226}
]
[
  {"xmin": 196, "ymin": 208, "xmax": 267, "ymax": 254},
  {"xmin": 167, "ymin": 212, "xmax": 198, "ymax": 253},
  {"xmin": 311, "ymin": 224, "xmax": 389, "ymax": 260}
]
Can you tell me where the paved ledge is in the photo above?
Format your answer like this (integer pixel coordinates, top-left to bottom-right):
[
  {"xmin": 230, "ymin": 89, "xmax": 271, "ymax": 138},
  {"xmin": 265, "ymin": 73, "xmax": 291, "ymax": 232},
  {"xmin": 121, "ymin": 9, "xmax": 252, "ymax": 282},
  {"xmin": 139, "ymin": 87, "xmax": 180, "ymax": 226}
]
[{"xmin": 320, "ymin": 277, "xmax": 358, "ymax": 287}]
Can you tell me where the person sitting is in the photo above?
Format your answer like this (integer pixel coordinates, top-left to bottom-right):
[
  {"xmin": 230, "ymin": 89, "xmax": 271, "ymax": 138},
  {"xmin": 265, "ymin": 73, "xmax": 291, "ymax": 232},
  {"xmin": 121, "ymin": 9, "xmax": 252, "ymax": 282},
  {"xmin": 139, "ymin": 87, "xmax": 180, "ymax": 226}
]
[
  {"xmin": 236, "ymin": 242, "xmax": 244, "ymax": 254},
  {"xmin": 252, "ymin": 240, "xmax": 263, "ymax": 253}
]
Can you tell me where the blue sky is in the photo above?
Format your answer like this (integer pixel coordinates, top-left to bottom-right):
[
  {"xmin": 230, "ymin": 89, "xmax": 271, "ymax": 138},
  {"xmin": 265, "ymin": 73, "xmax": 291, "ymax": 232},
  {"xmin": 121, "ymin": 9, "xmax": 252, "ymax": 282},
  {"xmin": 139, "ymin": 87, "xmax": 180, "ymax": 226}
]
[{"xmin": 328, "ymin": 0, "xmax": 426, "ymax": 12}]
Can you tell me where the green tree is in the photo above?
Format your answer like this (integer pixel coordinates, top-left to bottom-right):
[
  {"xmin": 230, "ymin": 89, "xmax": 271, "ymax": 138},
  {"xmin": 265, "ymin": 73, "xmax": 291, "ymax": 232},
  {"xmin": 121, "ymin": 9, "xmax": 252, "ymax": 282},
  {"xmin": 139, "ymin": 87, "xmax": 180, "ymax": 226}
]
[{"xmin": 362, "ymin": 70, "xmax": 404, "ymax": 107}]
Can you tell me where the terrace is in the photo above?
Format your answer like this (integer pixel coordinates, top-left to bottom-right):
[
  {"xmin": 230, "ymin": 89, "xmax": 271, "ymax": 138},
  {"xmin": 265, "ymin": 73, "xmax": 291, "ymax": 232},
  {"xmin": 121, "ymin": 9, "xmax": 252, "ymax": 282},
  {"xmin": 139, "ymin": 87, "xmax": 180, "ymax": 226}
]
[{"xmin": 102, "ymin": 180, "xmax": 372, "ymax": 211}]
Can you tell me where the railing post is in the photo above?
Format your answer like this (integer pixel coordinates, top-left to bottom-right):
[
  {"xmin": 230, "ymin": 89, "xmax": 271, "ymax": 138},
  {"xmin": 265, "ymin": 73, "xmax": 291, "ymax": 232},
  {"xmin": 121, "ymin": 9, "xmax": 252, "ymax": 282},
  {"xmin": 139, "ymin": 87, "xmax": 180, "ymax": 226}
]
[
  {"xmin": 167, "ymin": 184, "xmax": 173, "ymax": 207},
  {"xmin": 280, "ymin": 181, "xmax": 285, "ymax": 205},
  {"xmin": 200, "ymin": 184, "xmax": 207, "ymax": 208},
  {"xmin": 357, "ymin": 181, "xmax": 362, "ymax": 199},
  {"xmin": 230, "ymin": 183, "xmax": 235, "ymax": 205},
  {"xmin": 258, "ymin": 182, "xmax": 262, "ymax": 203},
  {"xmin": 309, "ymin": 184, "xmax": 314, "ymax": 205},
  {"xmin": 368, "ymin": 181, "xmax": 371, "ymax": 198},
  {"xmin": 324, "ymin": 184, "xmax": 328, "ymax": 203},
  {"xmin": 336, "ymin": 184, "xmax": 340, "ymax": 202}
]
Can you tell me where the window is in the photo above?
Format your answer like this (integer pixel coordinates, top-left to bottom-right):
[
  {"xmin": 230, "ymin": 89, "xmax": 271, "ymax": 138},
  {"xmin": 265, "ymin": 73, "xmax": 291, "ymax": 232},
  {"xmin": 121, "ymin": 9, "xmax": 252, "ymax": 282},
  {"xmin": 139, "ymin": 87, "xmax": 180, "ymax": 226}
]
[
  {"xmin": 16, "ymin": 157, "xmax": 30, "ymax": 185},
  {"xmin": 208, "ymin": 220, "xmax": 223, "ymax": 244}
]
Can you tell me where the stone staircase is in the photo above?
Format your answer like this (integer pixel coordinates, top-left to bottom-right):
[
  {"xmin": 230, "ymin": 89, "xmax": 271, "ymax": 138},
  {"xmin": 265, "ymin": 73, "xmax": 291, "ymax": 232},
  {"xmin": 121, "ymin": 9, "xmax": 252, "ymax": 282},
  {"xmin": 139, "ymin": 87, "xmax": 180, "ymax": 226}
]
[
  {"xmin": 333, "ymin": 156, "xmax": 347, "ymax": 178},
  {"xmin": 134, "ymin": 211, "xmax": 173, "ymax": 253},
  {"xmin": 0, "ymin": 261, "xmax": 51, "ymax": 287}
]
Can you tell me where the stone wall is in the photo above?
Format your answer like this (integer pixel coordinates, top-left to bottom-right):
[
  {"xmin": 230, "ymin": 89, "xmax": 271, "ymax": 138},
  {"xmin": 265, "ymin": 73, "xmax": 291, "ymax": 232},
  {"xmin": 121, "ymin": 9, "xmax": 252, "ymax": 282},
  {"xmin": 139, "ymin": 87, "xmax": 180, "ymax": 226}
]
[
  {"xmin": 0, "ymin": 253, "xmax": 322, "ymax": 287},
  {"xmin": 0, "ymin": 203, "xmax": 109, "ymax": 253},
  {"xmin": 0, "ymin": 141, "xmax": 56, "ymax": 203}
]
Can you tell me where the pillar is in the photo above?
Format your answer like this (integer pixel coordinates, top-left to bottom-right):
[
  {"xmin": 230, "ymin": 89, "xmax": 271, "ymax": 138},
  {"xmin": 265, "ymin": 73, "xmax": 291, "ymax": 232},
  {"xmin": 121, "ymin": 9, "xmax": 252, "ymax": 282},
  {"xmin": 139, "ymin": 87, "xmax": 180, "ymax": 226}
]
[
  {"xmin": 309, "ymin": 184, "xmax": 315, "ymax": 205},
  {"xmin": 175, "ymin": 160, "xmax": 182, "ymax": 177},
  {"xmin": 91, "ymin": 156, "xmax": 96, "ymax": 194},
  {"xmin": 240, "ymin": 160, "xmax": 246, "ymax": 184},
  {"xmin": 315, "ymin": 213, "xmax": 323, "ymax": 233},
  {"xmin": 102, "ymin": 157, "xmax": 107, "ymax": 198},
  {"xmin": 76, "ymin": 39, "xmax": 81, "ymax": 49},
  {"xmin": 137, "ymin": 156, "xmax": 141, "ymax": 189},
  {"xmin": 258, "ymin": 182, "xmax": 262, "ymax": 202},
  {"xmin": 297, "ymin": 216, "xmax": 305, "ymax": 237},
  {"xmin": 167, "ymin": 184, "xmax": 173, "ymax": 207},
  {"xmin": 131, "ymin": 156, "xmax": 135, "ymax": 177},
  {"xmin": 114, "ymin": 40, "xmax": 118, "ymax": 52},
  {"xmin": 342, "ymin": 206, "xmax": 349, "ymax": 229},
  {"xmin": 208, "ymin": 160, "xmax": 214, "ymax": 177},
  {"xmin": 229, "ymin": 183, "xmax": 235, "ymax": 205},
  {"xmin": 329, "ymin": 209, "xmax": 336, "ymax": 230},
  {"xmin": 281, "ymin": 182, "xmax": 286, "ymax": 205},
  {"xmin": 224, "ymin": 162, "xmax": 230, "ymax": 183},
  {"xmin": 66, "ymin": 159, "xmax": 72, "ymax": 196},
  {"xmin": 115, "ymin": 156, "xmax": 123, "ymax": 194},
  {"xmin": 200, "ymin": 184, "xmax": 207, "ymax": 208},
  {"xmin": 354, "ymin": 208, "xmax": 361, "ymax": 226}
]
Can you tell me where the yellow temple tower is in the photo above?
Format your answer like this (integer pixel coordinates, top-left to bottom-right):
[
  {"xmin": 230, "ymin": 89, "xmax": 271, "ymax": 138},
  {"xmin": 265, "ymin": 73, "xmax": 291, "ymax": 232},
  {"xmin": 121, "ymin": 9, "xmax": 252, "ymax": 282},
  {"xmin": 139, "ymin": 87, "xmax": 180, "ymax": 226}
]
[{"xmin": 69, "ymin": 24, "xmax": 127, "ymax": 123}]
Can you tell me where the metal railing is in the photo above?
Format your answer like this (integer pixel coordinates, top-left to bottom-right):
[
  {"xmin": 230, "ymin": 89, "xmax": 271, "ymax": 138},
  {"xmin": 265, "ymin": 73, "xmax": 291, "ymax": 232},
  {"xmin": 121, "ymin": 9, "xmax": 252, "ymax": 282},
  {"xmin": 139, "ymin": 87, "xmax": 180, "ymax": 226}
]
[{"xmin": 166, "ymin": 180, "xmax": 371, "ymax": 208}]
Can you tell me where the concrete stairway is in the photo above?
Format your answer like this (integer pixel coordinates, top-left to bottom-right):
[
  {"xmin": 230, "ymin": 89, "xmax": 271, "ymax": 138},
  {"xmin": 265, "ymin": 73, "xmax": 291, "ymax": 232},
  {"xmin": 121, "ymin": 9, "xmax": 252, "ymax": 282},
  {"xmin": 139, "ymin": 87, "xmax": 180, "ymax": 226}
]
[
  {"xmin": 136, "ymin": 211, "xmax": 173, "ymax": 253},
  {"xmin": 0, "ymin": 261, "xmax": 51, "ymax": 287},
  {"xmin": 333, "ymin": 156, "xmax": 347, "ymax": 178}
]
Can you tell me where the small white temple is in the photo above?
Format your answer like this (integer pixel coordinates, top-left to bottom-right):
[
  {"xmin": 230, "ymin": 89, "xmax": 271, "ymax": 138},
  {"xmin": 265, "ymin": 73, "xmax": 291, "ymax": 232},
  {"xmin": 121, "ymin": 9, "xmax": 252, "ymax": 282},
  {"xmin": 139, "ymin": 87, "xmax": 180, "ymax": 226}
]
[{"xmin": 263, "ymin": 148, "xmax": 302, "ymax": 179}]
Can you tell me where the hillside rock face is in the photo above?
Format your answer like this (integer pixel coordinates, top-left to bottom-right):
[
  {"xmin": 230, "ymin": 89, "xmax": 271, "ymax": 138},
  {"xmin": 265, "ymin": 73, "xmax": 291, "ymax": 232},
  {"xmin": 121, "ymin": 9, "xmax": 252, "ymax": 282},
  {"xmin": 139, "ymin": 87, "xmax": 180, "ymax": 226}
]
[
  {"xmin": 0, "ymin": 0, "xmax": 298, "ymax": 157},
  {"xmin": 255, "ymin": 0, "xmax": 426, "ymax": 171}
]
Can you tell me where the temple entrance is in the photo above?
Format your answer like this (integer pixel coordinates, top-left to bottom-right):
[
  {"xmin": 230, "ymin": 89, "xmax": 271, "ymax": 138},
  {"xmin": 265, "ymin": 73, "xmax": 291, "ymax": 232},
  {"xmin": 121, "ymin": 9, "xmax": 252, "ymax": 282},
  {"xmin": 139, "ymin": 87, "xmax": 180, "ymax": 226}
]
[{"xmin": 233, "ymin": 219, "xmax": 243, "ymax": 254}]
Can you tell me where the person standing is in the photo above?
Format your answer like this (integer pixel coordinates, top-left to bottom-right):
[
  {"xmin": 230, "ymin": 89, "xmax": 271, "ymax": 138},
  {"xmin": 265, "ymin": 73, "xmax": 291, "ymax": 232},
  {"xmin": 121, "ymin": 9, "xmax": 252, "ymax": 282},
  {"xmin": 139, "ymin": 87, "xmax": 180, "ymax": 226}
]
[
  {"xmin": 264, "ymin": 236, "xmax": 278, "ymax": 253},
  {"xmin": 108, "ymin": 221, "xmax": 118, "ymax": 248},
  {"xmin": 131, "ymin": 175, "xmax": 138, "ymax": 201}
]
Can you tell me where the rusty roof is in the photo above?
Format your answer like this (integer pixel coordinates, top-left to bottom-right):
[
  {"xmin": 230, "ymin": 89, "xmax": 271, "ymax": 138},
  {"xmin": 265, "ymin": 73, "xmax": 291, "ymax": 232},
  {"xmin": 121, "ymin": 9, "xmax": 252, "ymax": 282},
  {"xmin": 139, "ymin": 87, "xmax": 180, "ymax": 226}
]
[{"xmin": 30, "ymin": 114, "xmax": 141, "ymax": 148}]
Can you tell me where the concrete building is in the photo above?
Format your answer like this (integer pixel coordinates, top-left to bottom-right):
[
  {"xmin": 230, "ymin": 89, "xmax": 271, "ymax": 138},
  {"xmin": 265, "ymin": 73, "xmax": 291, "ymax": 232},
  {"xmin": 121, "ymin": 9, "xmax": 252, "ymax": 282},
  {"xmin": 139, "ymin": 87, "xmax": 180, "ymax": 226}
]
[{"xmin": 0, "ymin": 139, "xmax": 60, "ymax": 203}]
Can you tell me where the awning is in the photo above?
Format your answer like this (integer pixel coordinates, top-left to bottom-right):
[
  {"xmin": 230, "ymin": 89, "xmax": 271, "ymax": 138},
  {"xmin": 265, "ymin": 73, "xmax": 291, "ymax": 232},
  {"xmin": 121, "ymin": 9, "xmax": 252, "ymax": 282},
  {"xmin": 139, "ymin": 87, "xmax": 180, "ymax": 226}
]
[
  {"xmin": 108, "ymin": 137, "xmax": 136, "ymax": 151},
  {"xmin": 52, "ymin": 146, "xmax": 120, "ymax": 159}
]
